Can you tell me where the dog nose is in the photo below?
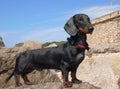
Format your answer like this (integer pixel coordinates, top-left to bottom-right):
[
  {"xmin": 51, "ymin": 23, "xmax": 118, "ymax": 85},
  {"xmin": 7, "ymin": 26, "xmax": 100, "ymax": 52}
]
[
  {"xmin": 89, "ymin": 27, "xmax": 94, "ymax": 30},
  {"xmin": 89, "ymin": 27, "xmax": 94, "ymax": 33}
]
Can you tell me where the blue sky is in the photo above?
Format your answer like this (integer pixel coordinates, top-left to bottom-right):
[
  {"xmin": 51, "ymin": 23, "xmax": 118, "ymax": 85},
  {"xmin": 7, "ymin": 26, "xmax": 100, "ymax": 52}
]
[{"xmin": 0, "ymin": 0, "xmax": 120, "ymax": 47}]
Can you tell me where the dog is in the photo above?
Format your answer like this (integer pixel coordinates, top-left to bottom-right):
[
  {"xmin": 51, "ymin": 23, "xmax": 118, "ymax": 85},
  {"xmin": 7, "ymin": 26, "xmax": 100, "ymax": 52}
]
[{"xmin": 5, "ymin": 14, "xmax": 94, "ymax": 88}]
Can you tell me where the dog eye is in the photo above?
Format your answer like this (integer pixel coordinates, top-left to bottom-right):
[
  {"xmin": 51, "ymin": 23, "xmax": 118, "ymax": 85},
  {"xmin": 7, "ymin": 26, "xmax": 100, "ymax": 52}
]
[{"xmin": 87, "ymin": 18, "xmax": 90, "ymax": 21}]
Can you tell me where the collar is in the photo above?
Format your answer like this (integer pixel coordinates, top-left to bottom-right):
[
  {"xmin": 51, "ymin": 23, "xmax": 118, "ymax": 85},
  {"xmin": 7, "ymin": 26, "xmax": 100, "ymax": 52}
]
[{"xmin": 76, "ymin": 43, "xmax": 89, "ymax": 50}]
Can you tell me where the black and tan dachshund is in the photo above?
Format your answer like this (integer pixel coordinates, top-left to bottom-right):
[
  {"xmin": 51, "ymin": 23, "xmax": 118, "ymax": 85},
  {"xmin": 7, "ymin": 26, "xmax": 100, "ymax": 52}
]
[{"xmin": 5, "ymin": 14, "xmax": 94, "ymax": 88}]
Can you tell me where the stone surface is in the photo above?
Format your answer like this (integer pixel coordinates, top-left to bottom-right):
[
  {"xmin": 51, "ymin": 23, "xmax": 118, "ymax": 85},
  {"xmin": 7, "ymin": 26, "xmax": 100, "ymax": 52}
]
[
  {"xmin": 88, "ymin": 10, "xmax": 120, "ymax": 51},
  {"xmin": 76, "ymin": 54, "xmax": 120, "ymax": 89},
  {"xmin": 89, "ymin": 42, "xmax": 120, "ymax": 53},
  {"xmin": 2, "ymin": 82, "xmax": 101, "ymax": 89},
  {"xmin": 15, "ymin": 40, "xmax": 42, "ymax": 50},
  {"xmin": 46, "ymin": 43, "xmax": 57, "ymax": 48}
]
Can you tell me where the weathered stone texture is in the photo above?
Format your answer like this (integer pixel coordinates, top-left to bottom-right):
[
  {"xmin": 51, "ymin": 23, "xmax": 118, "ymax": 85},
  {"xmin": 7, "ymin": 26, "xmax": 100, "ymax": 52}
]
[{"xmin": 88, "ymin": 10, "xmax": 120, "ymax": 48}]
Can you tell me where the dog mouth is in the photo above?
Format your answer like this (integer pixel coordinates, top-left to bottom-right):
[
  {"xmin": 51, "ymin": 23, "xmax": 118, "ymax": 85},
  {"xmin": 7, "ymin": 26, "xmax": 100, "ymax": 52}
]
[
  {"xmin": 78, "ymin": 26, "xmax": 94, "ymax": 34},
  {"xmin": 78, "ymin": 27, "xmax": 89, "ymax": 33},
  {"xmin": 88, "ymin": 26, "xmax": 94, "ymax": 34}
]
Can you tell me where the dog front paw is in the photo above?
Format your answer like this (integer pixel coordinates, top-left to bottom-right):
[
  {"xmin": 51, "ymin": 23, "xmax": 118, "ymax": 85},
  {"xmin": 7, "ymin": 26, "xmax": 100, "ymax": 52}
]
[
  {"xmin": 72, "ymin": 79, "xmax": 82, "ymax": 84},
  {"xmin": 63, "ymin": 81, "xmax": 73, "ymax": 88},
  {"xmin": 24, "ymin": 81, "xmax": 33, "ymax": 85},
  {"xmin": 15, "ymin": 83, "xmax": 22, "ymax": 87}
]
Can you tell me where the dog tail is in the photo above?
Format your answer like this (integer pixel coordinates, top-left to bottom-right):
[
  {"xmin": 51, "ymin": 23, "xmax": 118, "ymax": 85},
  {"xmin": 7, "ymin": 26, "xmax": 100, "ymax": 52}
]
[
  {"xmin": 5, "ymin": 70, "xmax": 14, "ymax": 83},
  {"xmin": 5, "ymin": 55, "xmax": 21, "ymax": 83}
]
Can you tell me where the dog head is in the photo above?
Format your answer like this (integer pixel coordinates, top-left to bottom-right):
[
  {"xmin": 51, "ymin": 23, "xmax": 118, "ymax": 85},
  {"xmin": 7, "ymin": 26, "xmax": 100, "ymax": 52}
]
[
  {"xmin": 74, "ymin": 14, "xmax": 94, "ymax": 34},
  {"xmin": 64, "ymin": 14, "xmax": 94, "ymax": 36}
]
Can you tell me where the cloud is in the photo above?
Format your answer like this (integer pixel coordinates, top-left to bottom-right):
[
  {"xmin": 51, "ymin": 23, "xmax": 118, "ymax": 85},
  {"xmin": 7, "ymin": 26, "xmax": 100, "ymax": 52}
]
[
  {"xmin": 57, "ymin": 4, "xmax": 120, "ymax": 21},
  {"xmin": 31, "ymin": 5, "xmax": 120, "ymax": 27},
  {"xmin": 81, "ymin": 4, "xmax": 120, "ymax": 19},
  {"xmin": 1, "ymin": 27, "xmax": 69, "ymax": 47},
  {"xmin": 21, "ymin": 27, "xmax": 69, "ymax": 42}
]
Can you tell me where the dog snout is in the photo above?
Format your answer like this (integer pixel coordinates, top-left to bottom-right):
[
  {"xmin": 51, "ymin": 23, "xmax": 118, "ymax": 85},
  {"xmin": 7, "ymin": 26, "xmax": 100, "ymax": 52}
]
[
  {"xmin": 89, "ymin": 26, "xmax": 94, "ymax": 30},
  {"xmin": 89, "ymin": 26, "xmax": 94, "ymax": 33}
]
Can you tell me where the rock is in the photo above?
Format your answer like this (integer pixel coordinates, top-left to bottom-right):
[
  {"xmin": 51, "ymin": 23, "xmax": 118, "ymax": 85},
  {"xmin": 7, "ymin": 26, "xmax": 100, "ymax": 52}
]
[
  {"xmin": 46, "ymin": 43, "xmax": 57, "ymax": 48},
  {"xmin": 0, "ymin": 36, "xmax": 5, "ymax": 47},
  {"xmin": 15, "ymin": 40, "xmax": 42, "ymax": 50},
  {"xmin": 3, "ymin": 82, "xmax": 101, "ymax": 89},
  {"xmin": 70, "ymin": 82, "xmax": 101, "ymax": 89},
  {"xmin": 90, "ymin": 43, "xmax": 120, "ymax": 53},
  {"xmin": 28, "ymin": 70, "xmax": 60, "ymax": 84},
  {"xmin": 76, "ymin": 55, "xmax": 119, "ymax": 89}
]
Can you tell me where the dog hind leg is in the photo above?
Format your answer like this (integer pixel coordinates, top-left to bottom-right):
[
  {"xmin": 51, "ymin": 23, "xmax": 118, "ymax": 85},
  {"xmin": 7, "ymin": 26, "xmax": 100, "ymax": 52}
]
[
  {"xmin": 14, "ymin": 74, "xmax": 22, "ymax": 87},
  {"xmin": 21, "ymin": 67, "xmax": 34, "ymax": 85},
  {"xmin": 21, "ymin": 74, "xmax": 33, "ymax": 85}
]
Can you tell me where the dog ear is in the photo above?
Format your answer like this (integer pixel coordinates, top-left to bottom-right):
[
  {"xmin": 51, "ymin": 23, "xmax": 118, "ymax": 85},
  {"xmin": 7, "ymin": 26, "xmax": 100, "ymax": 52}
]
[
  {"xmin": 64, "ymin": 17, "xmax": 78, "ymax": 36},
  {"xmin": 64, "ymin": 14, "xmax": 85, "ymax": 36}
]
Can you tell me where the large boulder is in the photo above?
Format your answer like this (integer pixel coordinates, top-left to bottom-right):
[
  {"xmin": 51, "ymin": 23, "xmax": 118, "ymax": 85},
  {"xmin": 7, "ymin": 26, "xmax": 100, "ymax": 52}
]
[
  {"xmin": 76, "ymin": 55, "xmax": 119, "ymax": 89},
  {"xmin": 46, "ymin": 43, "xmax": 57, "ymax": 48},
  {"xmin": 15, "ymin": 40, "xmax": 42, "ymax": 50},
  {"xmin": 0, "ymin": 36, "xmax": 5, "ymax": 47}
]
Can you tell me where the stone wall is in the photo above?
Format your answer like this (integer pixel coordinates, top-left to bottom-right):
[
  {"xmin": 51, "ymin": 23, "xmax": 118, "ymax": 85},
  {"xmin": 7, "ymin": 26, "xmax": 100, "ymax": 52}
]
[{"xmin": 88, "ymin": 10, "xmax": 120, "ymax": 47}]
